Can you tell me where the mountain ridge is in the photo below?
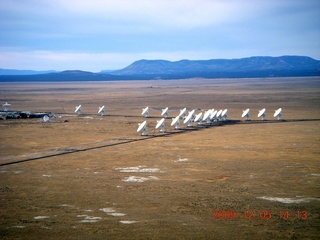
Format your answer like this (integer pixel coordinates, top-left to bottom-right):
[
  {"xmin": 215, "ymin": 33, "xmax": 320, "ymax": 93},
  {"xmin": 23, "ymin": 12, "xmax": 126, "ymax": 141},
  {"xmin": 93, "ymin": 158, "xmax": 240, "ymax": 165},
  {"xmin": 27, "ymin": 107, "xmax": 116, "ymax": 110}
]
[
  {"xmin": 0, "ymin": 68, "xmax": 57, "ymax": 75},
  {"xmin": 0, "ymin": 56, "xmax": 319, "ymax": 81},
  {"xmin": 111, "ymin": 56, "xmax": 320, "ymax": 76}
]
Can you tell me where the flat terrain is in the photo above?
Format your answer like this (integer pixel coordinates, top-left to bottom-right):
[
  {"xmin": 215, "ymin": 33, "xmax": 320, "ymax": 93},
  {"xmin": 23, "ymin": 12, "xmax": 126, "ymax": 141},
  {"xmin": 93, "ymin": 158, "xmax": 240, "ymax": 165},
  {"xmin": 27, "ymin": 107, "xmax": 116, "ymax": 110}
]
[{"xmin": 0, "ymin": 77, "xmax": 319, "ymax": 239}]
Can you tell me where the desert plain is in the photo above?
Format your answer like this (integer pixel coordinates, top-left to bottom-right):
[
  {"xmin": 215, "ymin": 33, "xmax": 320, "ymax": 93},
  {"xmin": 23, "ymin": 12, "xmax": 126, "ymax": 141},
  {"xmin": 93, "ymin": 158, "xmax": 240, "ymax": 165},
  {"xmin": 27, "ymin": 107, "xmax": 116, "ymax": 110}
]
[{"xmin": 0, "ymin": 77, "xmax": 319, "ymax": 239}]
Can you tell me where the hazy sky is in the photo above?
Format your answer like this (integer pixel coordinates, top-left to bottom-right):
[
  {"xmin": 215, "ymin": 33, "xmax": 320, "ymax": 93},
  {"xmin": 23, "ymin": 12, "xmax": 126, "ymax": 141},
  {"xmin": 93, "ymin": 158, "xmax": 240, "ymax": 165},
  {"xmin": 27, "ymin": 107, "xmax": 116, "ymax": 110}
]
[{"xmin": 0, "ymin": 0, "xmax": 319, "ymax": 72}]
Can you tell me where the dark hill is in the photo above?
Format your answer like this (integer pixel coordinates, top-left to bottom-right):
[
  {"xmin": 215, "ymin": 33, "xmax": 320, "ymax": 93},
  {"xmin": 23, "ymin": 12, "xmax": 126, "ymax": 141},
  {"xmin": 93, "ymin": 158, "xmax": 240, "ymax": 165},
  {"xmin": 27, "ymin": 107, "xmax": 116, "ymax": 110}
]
[
  {"xmin": 111, "ymin": 56, "xmax": 320, "ymax": 78},
  {"xmin": 0, "ymin": 70, "xmax": 122, "ymax": 82}
]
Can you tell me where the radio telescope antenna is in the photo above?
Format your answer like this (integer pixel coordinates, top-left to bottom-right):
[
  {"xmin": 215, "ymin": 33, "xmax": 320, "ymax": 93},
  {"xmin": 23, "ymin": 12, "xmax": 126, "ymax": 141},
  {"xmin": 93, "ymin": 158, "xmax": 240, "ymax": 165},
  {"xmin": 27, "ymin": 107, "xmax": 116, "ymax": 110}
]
[
  {"xmin": 43, "ymin": 115, "xmax": 50, "ymax": 123},
  {"xmin": 274, "ymin": 108, "xmax": 282, "ymax": 120},
  {"xmin": 137, "ymin": 121, "xmax": 148, "ymax": 136},
  {"xmin": 171, "ymin": 115, "xmax": 180, "ymax": 129},
  {"xmin": 221, "ymin": 109, "xmax": 228, "ymax": 121},
  {"xmin": 2, "ymin": 102, "xmax": 11, "ymax": 111},
  {"xmin": 209, "ymin": 110, "xmax": 218, "ymax": 122},
  {"xmin": 75, "ymin": 105, "xmax": 82, "ymax": 115},
  {"xmin": 98, "ymin": 105, "xmax": 106, "ymax": 116},
  {"xmin": 258, "ymin": 108, "xmax": 266, "ymax": 120},
  {"xmin": 203, "ymin": 109, "xmax": 213, "ymax": 124},
  {"xmin": 141, "ymin": 106, "xmax": 149, "ymax": 118},
  {"xmin": 161, "ymin": 107, "xmax": 169, "ymax": 118},
  {"xmin": 241, "ymin": 108, "xmax": 250, "ymax": 121},
  {"xmin": 155, "ymin": 118, "xmax": 165, "ymax": 132},
  {"xmin": 179, "ymin": 108, "xmax": 187, "ymax": 118},
  {"xmin": 194, "ymin": 112, "xmax": 203, "ymax": 125},
  {"xmin": 216, "ymin": 109, "xmax": 223, "ymax": 121},
  {"xmin": 183, "ymin": 109, "xmax": 195, "ymax": 127}
]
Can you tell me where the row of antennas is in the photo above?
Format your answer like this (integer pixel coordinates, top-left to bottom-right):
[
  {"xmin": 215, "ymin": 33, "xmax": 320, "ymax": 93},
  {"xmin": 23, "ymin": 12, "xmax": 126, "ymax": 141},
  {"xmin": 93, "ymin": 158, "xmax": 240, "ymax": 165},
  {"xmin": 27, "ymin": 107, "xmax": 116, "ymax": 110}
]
[
  {"xmin": 138, "ymin": 107, "xmax": 283, "ymax": 136},
  {"xmin": 137, "ymin": 108, "xmax": 228, "ymax": 136},
  {"xmin": 242, "ymin": 108, "xmax": 282, "ymax": 121},
  {"xmin": 75, "ymin": 105, "xmax": 106, "ymax": 116},
  {"xmin": 142, "ymin": 107, "xmax": 282, "ymax": 121},
  {"xmin": 142, "ymin": 107, "xmax": 227, "ymax": 121}
]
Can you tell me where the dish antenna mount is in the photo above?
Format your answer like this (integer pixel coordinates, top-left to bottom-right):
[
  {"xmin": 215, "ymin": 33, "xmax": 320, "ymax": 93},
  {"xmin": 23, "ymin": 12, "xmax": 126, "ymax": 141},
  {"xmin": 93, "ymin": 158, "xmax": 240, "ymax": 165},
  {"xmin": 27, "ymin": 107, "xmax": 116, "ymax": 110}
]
[
  {"xmin": 183, "ymin": 109, "xmax": 195, "ymax": 127},
  {"xmin": 179, "ymin": 108, "xmax": 187, "ymax": 118},
  {"xmin": 137, "ymin": 121, "xmax": 148, "ymax": 136},
  {"xmin": 209, "ymin": 110, "xmax": 218, "ymax": 123},
  {"xmin": 203, "ymin": 109, "xmax": 213, "ymax": 124},
  {"xmin": 216, "ymin": 109, "xmax": 223, "ymax": 121},
  {"xmin": 98, "ymin": 105, "xmax": 106, "ymax": 116},
  {"xmin": 241, "ymin": 108, "xmax": 250, "ymax": 121},
  {"xmin": 221, "ymin": 109, "xmax": 228, "ymax": 121},
  {"xmin": 258, "ymin": 108, "xmax": 266, "ymax": 121},
  {"xmin": 2, "ymin": 102, "xmax": 11, "ymax": 111},
  {"xmin": 171, "ymin": 115, "xmax": 180, "ymax": 129},
  {"xmin": 155, "ymin": 118, "xmax": 165, "ymax": 132},
  {"xmin": 142, "ymin": 106, "xmax": 149, "ymax": 118},
  {"xmin": 161, "ymin": 107, "xmax": 169, "ymax": 118},
  {"xmin": 194, "ymin": 112, "xmax": 203, "ymax": 125},
  {"xmin": 75, "ymin": 105, "xmax": 82, "ymax": 115},
  {"xmin": 274, "ymin": 108, "xmax": 282, "ymax": 121}
]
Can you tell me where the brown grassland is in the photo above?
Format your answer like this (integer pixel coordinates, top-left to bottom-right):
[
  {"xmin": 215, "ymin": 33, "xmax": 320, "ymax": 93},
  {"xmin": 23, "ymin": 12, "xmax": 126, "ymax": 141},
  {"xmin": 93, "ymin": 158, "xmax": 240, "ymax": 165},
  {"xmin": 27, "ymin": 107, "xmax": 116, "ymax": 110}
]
[{"xmin": 0, "ymin": 77, "xmax": 319, "ymax": 239}]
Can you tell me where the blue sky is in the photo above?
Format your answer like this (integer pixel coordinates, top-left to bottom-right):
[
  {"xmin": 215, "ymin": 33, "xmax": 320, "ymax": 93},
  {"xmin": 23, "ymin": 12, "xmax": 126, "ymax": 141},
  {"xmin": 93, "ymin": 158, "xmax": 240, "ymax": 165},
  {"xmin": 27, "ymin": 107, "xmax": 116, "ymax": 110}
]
[{"xmin": 0, "ymin": 0, "xmax": 319, "ymax": 72}]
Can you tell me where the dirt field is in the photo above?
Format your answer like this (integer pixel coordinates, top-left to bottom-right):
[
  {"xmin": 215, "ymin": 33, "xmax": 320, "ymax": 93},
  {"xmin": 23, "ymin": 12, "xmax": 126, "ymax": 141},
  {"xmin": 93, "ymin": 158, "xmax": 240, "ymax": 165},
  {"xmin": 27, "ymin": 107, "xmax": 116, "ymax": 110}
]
[{"xmin": 0, "ymin": 77, "xmax": 319, "ymax": 239}]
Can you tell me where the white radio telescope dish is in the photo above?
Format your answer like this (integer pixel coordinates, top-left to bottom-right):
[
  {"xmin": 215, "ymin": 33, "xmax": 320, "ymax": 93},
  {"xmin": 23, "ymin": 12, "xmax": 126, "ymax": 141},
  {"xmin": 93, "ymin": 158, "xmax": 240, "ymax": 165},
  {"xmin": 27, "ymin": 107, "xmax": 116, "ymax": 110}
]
[
  {"xmin": 141, "ymin": 106, "xmax": 149, "ymax": 118},
  {"xmin": 221, "ymin": 109, "xmax": 228, "ymax": 121},
  {"xmin": 179, "ymin": 108, "xmax": 187, "ymax": 118},
  {"xmin": 98, "ymin": 105, "xmax": 106, "ymax": 116},
  {"xmin": 161, "ymin": 107, "xmax": 169, "ymax": 118},
  {"xmin": 75, "ymin": 105, "xmax": 82, "ymax": 115},
  {"xmin": 194, "ymin": 112, "xmax": 203, "ymax": 125},
  {"xmin": 258, "ymin": 108, "xmax": 266, "ymax": 120},
  {"xmin": 216, "ymin": 109, "xmax": 223, "ymax": 120},
  {"xmin": 2, "ymin": 102, "xmax": 11, "ymax": 111},
  {"xmin": 274, "ymin": 108, "xmax": 282, "ymax": 120},
  {"xmin": 43, "ymin": 115, "xmax": 50, "ymax": 122},
  {"xmin": 184, "ymin": 109, "xmax": 195, "ymax": 127},
  {"xmin": 137, "ymin": 121, "xmax": 148, "ymax": 136},
  {"xmin": 155, "ymin": 118, "xmax": 165, "ymax": 132},
  {"xmin": 209, "ymin": 110, "xmax": 218, "ymax": 122},
  {"xmin": 203, "ymin": 109, "xmax": 213, "ymax": 123},
  {"xmin": 241, "ymin": 108, "xmax": 250, "ymax": 121},
  {"xmin": 171, "ymin": 115, "xmax": 180, "ymax": 129}
]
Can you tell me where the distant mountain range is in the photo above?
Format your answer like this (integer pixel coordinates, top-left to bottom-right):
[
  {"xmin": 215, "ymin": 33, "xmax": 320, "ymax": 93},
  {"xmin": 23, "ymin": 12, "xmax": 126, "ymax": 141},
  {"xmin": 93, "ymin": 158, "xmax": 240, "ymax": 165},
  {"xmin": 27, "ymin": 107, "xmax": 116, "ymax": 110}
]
[
  {"xmin": 1, "ymin": 56, "xmax": 319, "ymax": 81},
  {"xmin": 0, "ymin": 69, "xmax": 57, "ymax": 75}
]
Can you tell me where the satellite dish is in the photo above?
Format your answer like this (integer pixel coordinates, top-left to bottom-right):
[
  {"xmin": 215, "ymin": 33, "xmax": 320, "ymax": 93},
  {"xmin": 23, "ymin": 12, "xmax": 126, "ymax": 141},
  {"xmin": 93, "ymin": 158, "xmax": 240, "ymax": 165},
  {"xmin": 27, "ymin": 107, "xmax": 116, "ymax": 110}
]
[
  {"xmin": 183, "ymin": 109, "xmax": 195, "ymax": 127},
  {"xmin": 2, "ymin": 102, "xmax": 11, "ymax": 111},
  {"xmin": 241, "ymin": 108, "xmax": 250, "ymax": 121},
  {"xmin": 137, "ymin": 121, "xmax": 148, "ymax": 136},
  {"xmin": 43, "ymin": 115, "xmax": 50, "ymax": 122},
  {"xmin": 98, "ymin": 105, "xmax": 106, "ymax": 116},
  {"xmin": 274, "ymin": 108, "xmax": 282, "ymax": 120},
  {"xmin": 171, "ymin": 115, "xmax": 180, "ymax": 129},
  {"xmin": 216, "ymin": 109, "xmax": 223, "ymax": 120},
  {"xmin": 161, "ymin": 107, "xmax": 169, "ymax": 118},
  {"xmin": 179, "ymin": 108, "xmax": 187, "ymax": 118},
  {"xmin": 75, "ymin": 105, "xmax": 82, "ymax": 115},
  {"xmin": 194, "ymin": 112, "xmax": 203, "ymax": 125},
  {"xmin": 258, "ymin": 108, "xmax": 266, "ymax": 120},
  {"xmin": 155, "ymin": 118, "xmax": 165, "ymax": 132},
  {"xmin": 209, "ymin": 110, "xmax": 218, "ymax": 122},
  {"xmin": 141, "ymin": 106, "xmax": 149, "ymax": 118},
  {"xmin": 221, "ymin": 109, "xmax": 228, "ymax": 121},
  {"xmin": 203, "ymin": 109, "xmax": 213, "ymax": 123}
]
